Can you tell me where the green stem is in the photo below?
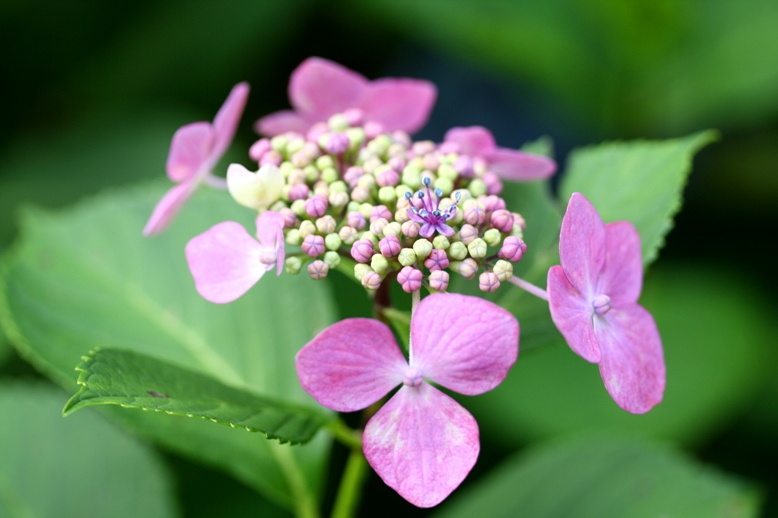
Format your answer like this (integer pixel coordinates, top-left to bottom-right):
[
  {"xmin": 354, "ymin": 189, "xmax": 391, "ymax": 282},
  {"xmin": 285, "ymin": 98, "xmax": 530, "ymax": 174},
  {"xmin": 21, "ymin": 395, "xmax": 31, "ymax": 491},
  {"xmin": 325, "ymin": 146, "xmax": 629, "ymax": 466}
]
[
  {"xmin": 326, "ymin": 418, "xmax": 363, "ymax": 450},
  {"xmin": 269, "ymin": 442, "xmax": 320, "ymax": 518},
  {"xmin": 331, "ymin": 449, "xmax": 369, "ymax": 518}
]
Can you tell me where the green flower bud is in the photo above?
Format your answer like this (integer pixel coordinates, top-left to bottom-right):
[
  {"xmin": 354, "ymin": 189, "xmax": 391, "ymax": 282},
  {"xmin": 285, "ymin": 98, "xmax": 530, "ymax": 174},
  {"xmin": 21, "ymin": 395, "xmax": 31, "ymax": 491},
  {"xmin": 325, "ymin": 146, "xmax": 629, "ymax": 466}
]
[
  {"xmin": 304, "ymin": 165, "xmax": 319, "ymax": 183},
  {"xmin": 346, "ymin": 127, "xmax": 365, "ymax": 149},
  {"xmin": 402, "ymin": 168, "xmax": 422, "ymax": 190},
  {"xmin": 483, "ymin": 228, "xmax": 501, "ymax": 247},
  {"xmin": 298, "ymin": 220, "xmax": 316, "ymax": 238},
  {"xmin": 458, "ymin": 258, "xmax": 479, "ymax": 280},
  {"xmin": 383, "ymin": 222, "xmax": 402, "ymax": 237},
  {"xmin": 321, "ymin": 167, "xmax": 339, "ymax": 184},
  {"xmin": 315, "ymin": 155, "xmax": 335, "ymax": 170},
  {"xmin": 287, "ymin": 138, "xmax": 304, "ymax": 155},
  {"xmin": 511, "ymin": 225, "xmax": 524, "ymax": 239},
  {"xmin": 354, "ymin": 263, "xmax": 371, "ymax": 281},
  {"xmin": 271, "ymin": 135, "xmax": 288, "ymax": 153},
  {"xmin": 395, "ymin": 184, "xmax": 413, "ymax": 199},
  {"xmin": 468, "ymin": 178, "xmax": 487, "ymax": 197},
  {"xmin": 330, "ymin": 180, "xmax": 348, "ymax": 193},
  {"xmin": 285, "ymin": 256, "xmax": 302, "ymax": 274},
  {"xmin": 329, "ymin": 191, "xmax": 349, "ymax": 208},
  {"xmin": 291, "ymin": 199, "xmax": 307, "ymax": 217},
  {"xmin": 316, "ymin": 215, "xmax": 336, "ymax": 234},
  {"xmin": 433, "ymin": 177, "xmax": 454, "ymax": 196},
  {"xmin": 449, "ymin": 241, "xmax": 468, "ymax": 260},
  {"xmin": 328, "ymin": 113, "xmax": 349, "ymax": 131},
  {"xmin": 432, "ymin": 235, "xmax": 450, "ymax": 250},
  {"xmin": 468, "ymin": 238, "xmax": 488, "ymax": 259},
  {"xmin": 325, "ymin": 233, "xmax": 342, "ymax": 251},
  {"xmin": 493, "ymin": 260, "xmax": 513, "ymax": 282},
  {"xmin": 378, "ymin": 186, "xmax": 397, "ymax": 204},
  {"xmin": 280, "ymin": 161, "xmax": 295, "ymax": 174},
  {"xmin": 437, "ymin": 163, "xmax": 458, "ymax": 181},
  {"xmin": 339, "ymin": 226, "xmax": 358, "ymax": 245},
  {"xmin": 359, "ymin": 203, "xmax": 373, "ymax": 219},
  {"xmin": 347, "ymin": 201, "xmax": 361, "ymax": 213},
  {"xmin": 269, "ymin": 200, "xmax": 287, "ymax": 212},
  {"xmin": 371, "ymin": 254, "xmax": 390, "ymax": 274},
  {"xmin": 285, "ymin": 229, "xmax": 302, "ymax": 246},
  {"xmin": 453, "ymin": 189, "xmax": 472, "ymax": 202},
  {"xmin": 413, "ymin": 238, "xmax": 433, "ymax": 260},
  {"xmin": 323, "ymin": 251, "xmax": 341, "ymax": 269},
  {"xmin": 398, "ymin": 248, "xmax": 417, "ymax": 267},
  {"xmin": 361, "ymin": 231, "xmax": 379, "ymax": 246},
  {"xmin": 357, "ymin": 174, "xmax": 375, "ymax": 189}
]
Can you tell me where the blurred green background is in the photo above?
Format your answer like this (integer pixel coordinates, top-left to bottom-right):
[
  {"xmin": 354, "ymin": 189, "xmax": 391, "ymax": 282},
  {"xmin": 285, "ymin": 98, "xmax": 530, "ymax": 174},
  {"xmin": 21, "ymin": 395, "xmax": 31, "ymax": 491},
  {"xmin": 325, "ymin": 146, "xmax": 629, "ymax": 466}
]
[{"xmin": 1, "ymin": 1, "xmax": 776, "ymax": 516}]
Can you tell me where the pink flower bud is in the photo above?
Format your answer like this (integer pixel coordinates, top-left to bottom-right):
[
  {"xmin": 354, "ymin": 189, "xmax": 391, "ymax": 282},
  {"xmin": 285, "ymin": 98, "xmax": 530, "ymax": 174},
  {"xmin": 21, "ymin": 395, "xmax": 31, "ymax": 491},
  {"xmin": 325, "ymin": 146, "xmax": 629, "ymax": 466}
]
[
  {"xmin": 302, "ymin": 234, "xmax": 325, "ymax": 258},
  {"xmin": 325, "ymin": 132, "xmax": 349, "ymax": 154},
  {"xmin": 361, "ymin": 270, "xmax": 382, "ymax": 290},
  {"xmin": 424, "ymin": 249, "xmax": 449, "ymax": 271},
  {"xmin": 375, "ymin": 168, "xmax": 400, "ymax": 187},
  {"xmin": 347, "ymin": 211, "xmax": 366, "ymax": 229},
  {"xmin": 513, "ymin": 212, "xmax": 527, "ymax": 231},
  {"xmin": 260, "ymin": 150, "xmax": 282, "ymax": 167},
  {"xmin": 306, "ymin": 122, "xmax": 328, "ymax": 143},
  {"xmin": 484, "ymin": 172, "xmax": 503, "ymax": 195},
  {"xmin": 249, "ymin": 138, "xmax": 271, "ymax": 161},
  {"xmin": 279, "ymin": 208, "xmax": 297, "ymax": 228},
  {"xmin": 350, "ymin": 239, "xmax": 374, "ymax": 263},
  {"xmin": 379, "ymin": 235, "xmax": 402, "ymax": 257},
  {"xmin": 291, "ymin": 152, "xmax": 310, "ymax": 168},
  {"xmin": 490, "ymin": 209, "xmax": 514, "ymax": 233},
  {"xmin": 388, "ymin": 157, "xmax": 406, "ymax": 172},
  {"xmin": 370, "ymin": 205, "xmax": 392, "ymax": 222},
  {"xmin": 305, "ymin": 194, "xmax": 328, "ymax": 218},
  {"xmin": 288, "ymin": 183, "xmax": 310, "ymax": 202},
  {"xmin": 429, "ymin": 270, "xmax": 450, "ymax": 292},
  {"xmin": 307, "ymin": 260, "xmax": 329, "ymax": 280},
  {"xmin": 401, "ymin": 221, "xmax": 420, "ymax": 238},
  {"xmin": 343, "ymin": 108, "xmax": 364, "ymax": 126},
  {"xmin": 464, "ymin": 205, "xmax": 486, "ymax": 226},
  {"xmin": 480, "ymin": 195, "xmax": 506, "ymax": 213},
  {"xmin": 364, "ymin": 121, "xmax": 385, "ymax": 139},
  {"xmin": 397, "ymin": 266, "xmax": 423, "ymax": 293},
  {"xmin": 453, "ymin": 155, "xmax": 474, "ymax": 178},
  {"xmin": 438, "ymin": 141, "xmax": 459, "ymax": 154},
  {"xmin": 412, "ymin": 141, "xmax": 435, "ymax": 156},
  {"xmin": 499, "ymin": 236, "xmax": 527, "ymax": 262},
  {"xmin": 370, "ymin": 218, "xmax": 388, "ymax": 236},
  {"xmin": 479, "ymin": 272, "xmax": 500, "ymax": 292},
  {"xmin": 351, "ymin": 186, "xmax": 370, "ymax": 203},
  {"xmin": 457, "ymin": 258, "xmax": 478, "ymax": 280},
  {"xmin": 458, "ymin": 224, "xmax": 478, "ymax": 245},
  {"xmin": 344, "ymin": 166, "xmax": 364, "ymax": 187},
  {"xmin": 423, "ymin": 154, "xmax": 440, "ymax": 172},
  {"xmin": 392, "ymin": 130, "xmax": 411, "ymax": 147}
]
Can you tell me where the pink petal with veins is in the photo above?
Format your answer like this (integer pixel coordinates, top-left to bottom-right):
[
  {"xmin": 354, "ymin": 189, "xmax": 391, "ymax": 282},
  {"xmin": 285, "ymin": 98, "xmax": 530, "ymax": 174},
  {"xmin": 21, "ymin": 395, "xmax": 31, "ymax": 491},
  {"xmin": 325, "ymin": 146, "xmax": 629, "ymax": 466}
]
[
  {"xmin": 599, "ymin": 221, "xmax": 643, "ymax": 306},
  {"xmin": 443, "ymin": 126, "xmax": 496, "ymax": 157},
  {"xmin": 547, "ymin": 265, "xmax": 601, "ymax": 363},
  {"xmin": 360, "ymin": 79, "xmax": 437, "ymax": 134},
  {"xmin": 595, "ymin": 304, "xmax": 665, "ymax": 414},
  {"xmin": 363, "ymin": 383, "xmax": 479, "ymax": 508},
  {"xmin": 488, "ymin": 148, "xmax": 557, "ymax": 181},
  {"xmin": 559, "ymin": 193, "xmax": 606, "ymax": 297},
  {"xmin": 185, "ymin": 221, "xmax": 266, "ymax": 304},
  {"xmin": 166, "ymin": 122, "xmax": 215, "ymax": 182},
  {"xmin": 289, "ymin": 57, "xmax": 368, "ymax": 117},
  {"xmin": 295, "ymin": 318, "xmax": 407, "ymax": 412},
  {"xmin": 255, "ymin": 211, "xmax": 286, "ymax": 276},
  {"xmin": 254, "ymin": 110, "xmax": 312, "ymax": 138},
  {"xmin": 212, "ymin": 82, "xmax": 250, "ymax": 159},
  {"xmin": 411, "ymin": 293, "xmax": 518, "ymax": 396},
  {"xmin": 142, "ymin": 181, "xmax": 198, "ymax": 236}
]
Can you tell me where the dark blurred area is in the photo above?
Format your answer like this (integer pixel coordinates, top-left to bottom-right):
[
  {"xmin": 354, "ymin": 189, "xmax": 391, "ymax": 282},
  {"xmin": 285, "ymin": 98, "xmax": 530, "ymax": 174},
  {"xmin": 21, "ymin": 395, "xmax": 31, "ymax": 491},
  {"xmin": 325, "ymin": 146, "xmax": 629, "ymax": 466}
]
[{"xmin": 1, "ymin": 1, "xmax": 776, "ymax": 516}]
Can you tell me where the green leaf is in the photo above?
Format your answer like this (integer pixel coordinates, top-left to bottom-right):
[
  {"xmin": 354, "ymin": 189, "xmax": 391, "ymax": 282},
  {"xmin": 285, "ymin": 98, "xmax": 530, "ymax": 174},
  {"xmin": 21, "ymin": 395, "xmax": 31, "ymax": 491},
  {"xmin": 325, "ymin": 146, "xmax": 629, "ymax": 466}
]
[
  {"xmin": 434, "ymin": 436, "xmax": 761, "ymax": 518},
  {"xmin": 65, "ymin": 348, "xmax": 330, "ymax": 444},
  {"xmin": 0, "ymin": 183, "xmax": 337, "ymax": 510},
  {"xmin": 559, "ymin": 131, "xmax": 717, "ymax": 264},
  {"xmin": 465, "ymin": 266, "xmax": 774, "ymax": 447},
  {"xmin": 0, "ymin": 381, "xmax": 178, "ymax": 518}
]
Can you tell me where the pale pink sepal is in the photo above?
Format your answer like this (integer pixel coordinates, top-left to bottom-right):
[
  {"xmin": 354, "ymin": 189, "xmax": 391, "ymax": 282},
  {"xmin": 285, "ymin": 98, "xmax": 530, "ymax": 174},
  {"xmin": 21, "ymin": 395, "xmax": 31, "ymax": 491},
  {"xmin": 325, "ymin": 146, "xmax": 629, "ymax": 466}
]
[
  {"xmin": 595, "ymin": 304, "xmax": 665, "ymax": 414},
  {"xmin": 254, "ymin": 110, "xmax": 311, "ymax": 138},
  {"xmin": 166, "ymin": 122, "xmax": 215, "ymax": 182},
  {"xmin": 289, "ymin": 57, "xmax": 368, "ymax": 116},
  {"xmin": 559, "ymin": 192, "xmax": 605, "ymax": 297},
  {"xmin": 295, "ymin": 319, "xmax": 407, "ymax": 412},
  {"xmin": 212, "ymin": 82, "xmax": 250, "ymax": 159},
  {"xmin": 363, "ymin": 383, "xmax": 479, "ymax": 508},
  {"xmin": 444, "ymin": 126, "xmax": 556, "ymax": 181},
  {"xmin": 411, "ymin": 293, "xmax": 518, "ymax": 396},
  {"xmin": 142, "ymin": 181, "xmax": 197, "ymax": 236},
  {"xmin": 599, "ymin": 221, "xmax": 643, "ymax": 306},
  {"xmin": 359, "ymin": 79, "xmax": 437, "ymax": 134},
  {"xmin": 185, "ymin": 221, "xmax": 266, "ymax": 304},
  {"xmin": 547, "ymin": 265, "xmax": 601, "ymax": 363},
  {"xmin": 256, "ymin": 211, "xmax": 286, "ymax": 276}
]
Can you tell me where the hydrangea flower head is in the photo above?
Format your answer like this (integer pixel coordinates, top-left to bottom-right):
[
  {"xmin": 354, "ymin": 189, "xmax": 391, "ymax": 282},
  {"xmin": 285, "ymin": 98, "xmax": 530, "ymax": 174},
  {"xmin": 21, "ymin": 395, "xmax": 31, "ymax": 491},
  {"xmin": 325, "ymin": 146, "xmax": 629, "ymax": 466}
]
[
  {"xmin": 256, "ymin": 57, "xmax": 437, "ymax": 137},
  {"xmin": 444, "ymin": 126, "xmax": 556, "ymax": 182},
  {"xmin": 547, "ymin": 193, "xmax": 665, "ymax": 413},
  {"xmin": 185, "ymin": 210, "xmax": 285, "ymax": 303},
  {"xmin": 144, "ymin": 82, "xmax": 249, "ymax": 236},
  {"xmin": 295, "ymin": 293, "xmax": 519, "ymax": 507}
]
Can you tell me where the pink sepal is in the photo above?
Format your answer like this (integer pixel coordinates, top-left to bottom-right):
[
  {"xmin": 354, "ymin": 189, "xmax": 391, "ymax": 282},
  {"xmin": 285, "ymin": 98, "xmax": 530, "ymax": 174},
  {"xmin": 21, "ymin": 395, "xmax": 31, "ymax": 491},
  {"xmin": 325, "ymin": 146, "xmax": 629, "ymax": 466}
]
[
  {"xmin": 359, "ymin": 79, "xmax": 437, "ymax": 134},
  {"xmin": 547, "ymin": 266, "xmax": 601, "ymax": 363},
  {"xmin": 595, "ymin": 304, "xmax": 665, "ymax": 413},
  {"xmin": 599, "ymin": 221, "xmax": 643, "ymax": 306},
  {"xmin": 143, "ymin": 181, "xmax": 197, "ymax": 236},
  {"xmin": 559, "ymin": 192, "xmax": 605, "ymax": 297},
  {"xmin": 295, "ymin": 319, "xmax": 407, "ymax": 412},
  {"xmin": 289, "ymin": 57, "xmax": 368, "ymax": 116},
  {"xmin": 256, "ymin": 211, "xmax": 286, "ymax": 276},
  {"xmin": 254, "ymin": 110, "xmax": 311, "ymax": 138},
  {"xmin": 166, "ymin": 122, "xmax": 215, "ymax": 182},
  {"xmin": 411, "ymin": 293, "xmax": 518, "ymax": 395},
  {"xmin": 363, "ymin": 383, "xmax": 479, "ymax": 508},
  {"xmin": 185, "ymin": 221, "xmax": 266, "ymax": 304},
  {"xmin": 212, "ymin": 82, "xmax": 250, "ymax": 159}
]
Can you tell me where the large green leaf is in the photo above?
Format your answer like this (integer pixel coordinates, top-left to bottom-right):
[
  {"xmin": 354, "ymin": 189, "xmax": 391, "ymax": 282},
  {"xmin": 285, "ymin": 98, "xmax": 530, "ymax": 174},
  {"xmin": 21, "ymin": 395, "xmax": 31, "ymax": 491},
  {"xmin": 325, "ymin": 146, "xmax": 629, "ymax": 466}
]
[
  {"xmin": 434, "ymin": 436, "xmax": 761, "ymax": 518},
  {"xmin": 65, "ymin": 348, "xmax": 331, "ymax": 444},
  {"xmin": 559, "ymin": 131, "xmax": 717, "ymax": 264},
  {"xmin": 465, "ymin": 266, "xmax": 774, "ymax": 447},
  {"xmin": 0, "ymin": 381, "xmax": 178, "ymax": 518},
  {"xmin": 0, "ymin": 183, "xmax": 337, "ymax": 511}
]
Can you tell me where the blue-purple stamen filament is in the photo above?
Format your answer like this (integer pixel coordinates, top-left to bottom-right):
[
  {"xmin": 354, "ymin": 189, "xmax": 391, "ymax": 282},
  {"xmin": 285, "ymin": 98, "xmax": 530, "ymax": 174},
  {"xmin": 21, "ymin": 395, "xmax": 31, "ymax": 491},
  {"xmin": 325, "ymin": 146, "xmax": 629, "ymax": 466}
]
[{"xmin": 405, "ymin": 177, "xmax": 461, "ymax": 225}]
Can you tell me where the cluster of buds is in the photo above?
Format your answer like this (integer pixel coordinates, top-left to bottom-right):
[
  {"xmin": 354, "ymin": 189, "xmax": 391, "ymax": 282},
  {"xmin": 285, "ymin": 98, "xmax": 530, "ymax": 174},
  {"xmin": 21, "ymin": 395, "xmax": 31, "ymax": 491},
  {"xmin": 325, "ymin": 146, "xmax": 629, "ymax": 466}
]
[{"xmin": 234, "ymin": 111, "xmax": 529, "ymax": 294}]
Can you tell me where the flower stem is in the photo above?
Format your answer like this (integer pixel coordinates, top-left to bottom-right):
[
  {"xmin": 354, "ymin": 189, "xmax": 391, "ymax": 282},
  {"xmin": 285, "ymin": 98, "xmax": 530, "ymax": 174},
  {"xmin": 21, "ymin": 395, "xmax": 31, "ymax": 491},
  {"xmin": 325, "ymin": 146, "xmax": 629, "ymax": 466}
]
[
  {"xmin": 508, "ymin": 275, "xmax": 549, "ymax": 301},
  {"xmin": 268, "ymin": 442, "xmax": 320, "ymax": 518},
  {"xmin": 330, "ymin": 449, "xmax": 369, "ymax": 518},
  {"xmin": 326, "ymin": 418, "xmax": 363, "ymax": 450}
]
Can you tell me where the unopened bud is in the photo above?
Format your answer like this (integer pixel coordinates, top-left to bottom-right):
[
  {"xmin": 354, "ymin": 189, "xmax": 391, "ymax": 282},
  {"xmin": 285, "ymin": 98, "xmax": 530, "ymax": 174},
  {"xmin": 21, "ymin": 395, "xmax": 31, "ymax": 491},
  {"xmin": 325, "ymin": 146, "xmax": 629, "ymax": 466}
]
[
  {"xmin": 316, "ymin": 215, "xmax": 336, "ymax": 234},
  {"xmin": 361, "ymin": 270, "xmax": 382, "ymax": 290},
  {"xmin": 429, "ymin": 270, "xmax": 450, "ymax": 292},
  {"xmin": 339, "ymin": 226, "xmax": 358, "ymax": 245},
  {"xmin": 479, "ymin": 271, "xmax": 500, "ymax": 292},
  {"xmin": 302, "ymin": 234, "xmax": 325, "ymax": 258},
  {"xmin": 490, "ymin": 209, "xmax": 514, "ymax": 233},
  {"xmin": 448, "ymin": 241, "xmax": 468, "ymax": 260},
  {"xmin": 493, "ymin": 260, "xmax": 513, "ymax": 282},
  {"xmin": 424, "ymin": 249, "xmax": 449, "ymax": 271},
  {"xmin": 483, "ymin": 228, "xmax": 501, "ymax": 246},
  {"xmin": 379, "ymin": 235, "xmax": 402, "ymax": 257},
  {"xmin": 413, "ymin": 239, "xmax": 433, "ymax": 260},
  {"xmin": 325, "ymin": 233, "xmax": 342, "ymax": 251},
  {"xmin": 432, "ymin": 235, "xmax": 450, "ymax": 250},
  {"xmin": 458, "ymin": 258, "xmax": 479, "ymax": 280},
  {"xmin": 458, "ymin": 224, "xmax": 478, "ymax": 245},
  {"xmin": 329, "ymin": 190, "xmax": 349, "ymax": 208},
  {"xmin": 499, "ymin": 236, "xmax": 526, "ymax": 262},
  {"xmin": 285, "ymin": 229, "xmax": 302, "ymax": 246},
  {"xmin": 397, "ymin": 266, "xmax": 423, "ymax": 293},
  {"xmin": 307, "ymin": 260, "xmax": 329, "ymax": 280},
  {"xmin": 350, "ymin": 239, "xmax": 374, "ymax": 263},
  {"xmin": 382, "ymin": 222, "xmax": 401, "ymax": 237},
  {"xmin": 285, "ymin": 256, "xmax": 302, "ymax": 274},
  {"xmin": 398, "ymin": 248, "xmax": 417, "ymax": 267},
  {"xmin": 371, "ymin": 254, "xmax": 390, "ymax": 274},
  {"xmin": 354, "ymin": 263, "xmax": 371, "ymax": 281},
  {"xmin": 298, "ymin": 220, "xmax": 316, "ymax": 238},
  {"xmin": 468, "ymin": 238, "xmax": 487, "ymax": 259},
  {"xmin": 369, "ymin": 218, "xmax": 388, "ymax": 236},
  {"xmin": 323, "ymin": 251, "xmax": 341, "ymax": 270}
]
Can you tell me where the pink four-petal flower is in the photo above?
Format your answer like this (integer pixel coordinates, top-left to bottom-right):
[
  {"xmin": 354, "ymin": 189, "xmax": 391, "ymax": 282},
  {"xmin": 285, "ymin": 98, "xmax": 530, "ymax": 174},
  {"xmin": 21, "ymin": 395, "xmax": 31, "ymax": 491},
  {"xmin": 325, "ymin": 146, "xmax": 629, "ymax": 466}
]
[
  {"xmin": 144, "ymin": 82, "xmax": 250, "ymax": 236},
  {"xmin": 444, "ymin": 126, "xmax": 556, "ymax": 181},
  {"xmin": 295, "ymin": 293, "xmax": 519, "ymax": 507},
  {"xmin": 255, "ymin": 57, "xmax": 437, "ymax": 137},
  {"xmin": 185, "ymin": 211, "xmax": 285, "ymax": 303},
  {"xmin": 547, "ymin": 193, "xmax": 665, "ymax": 413}
]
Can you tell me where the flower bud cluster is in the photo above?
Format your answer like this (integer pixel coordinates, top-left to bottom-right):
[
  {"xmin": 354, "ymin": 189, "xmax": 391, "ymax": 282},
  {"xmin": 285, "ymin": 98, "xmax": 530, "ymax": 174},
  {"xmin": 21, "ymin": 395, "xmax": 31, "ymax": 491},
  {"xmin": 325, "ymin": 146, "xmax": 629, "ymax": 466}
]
[{"xmin": 235, "ymin": 111, "xmax": 528, "ymax": 291}]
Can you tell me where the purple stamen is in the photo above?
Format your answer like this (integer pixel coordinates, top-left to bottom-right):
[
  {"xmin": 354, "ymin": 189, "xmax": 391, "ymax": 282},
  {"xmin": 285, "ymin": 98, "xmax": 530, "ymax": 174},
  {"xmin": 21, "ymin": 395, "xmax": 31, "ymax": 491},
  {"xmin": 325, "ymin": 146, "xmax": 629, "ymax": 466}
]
[{"xmin": 405, "ymin": 180, "xmax": 460, "ymax": 238}]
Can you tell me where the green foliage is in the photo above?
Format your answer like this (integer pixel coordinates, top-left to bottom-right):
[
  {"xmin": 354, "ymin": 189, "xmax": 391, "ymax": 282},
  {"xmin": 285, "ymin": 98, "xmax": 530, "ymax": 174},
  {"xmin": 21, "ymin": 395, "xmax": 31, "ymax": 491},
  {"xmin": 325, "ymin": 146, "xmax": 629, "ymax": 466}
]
[
  {"xmin": 434, "ymin": 435, "xmax": 761, "ymax": 518},
  {"xmin": 0, "ymin": 183, "xmax": 337, "ymax": 511},
  {"xmin": 65, "ymin": 348, "xmax": 331, "ymax": 444},
  {"xmin": 560, "ymin": 130, "xmax": 717, "ymax": 264},
  {"xmin": 466, "ymin": 266, "xmax": 775, "ymax": 447},
  {"xmin": 0, "ymin": 381, "xmax": 177, "ymax": 518}
]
